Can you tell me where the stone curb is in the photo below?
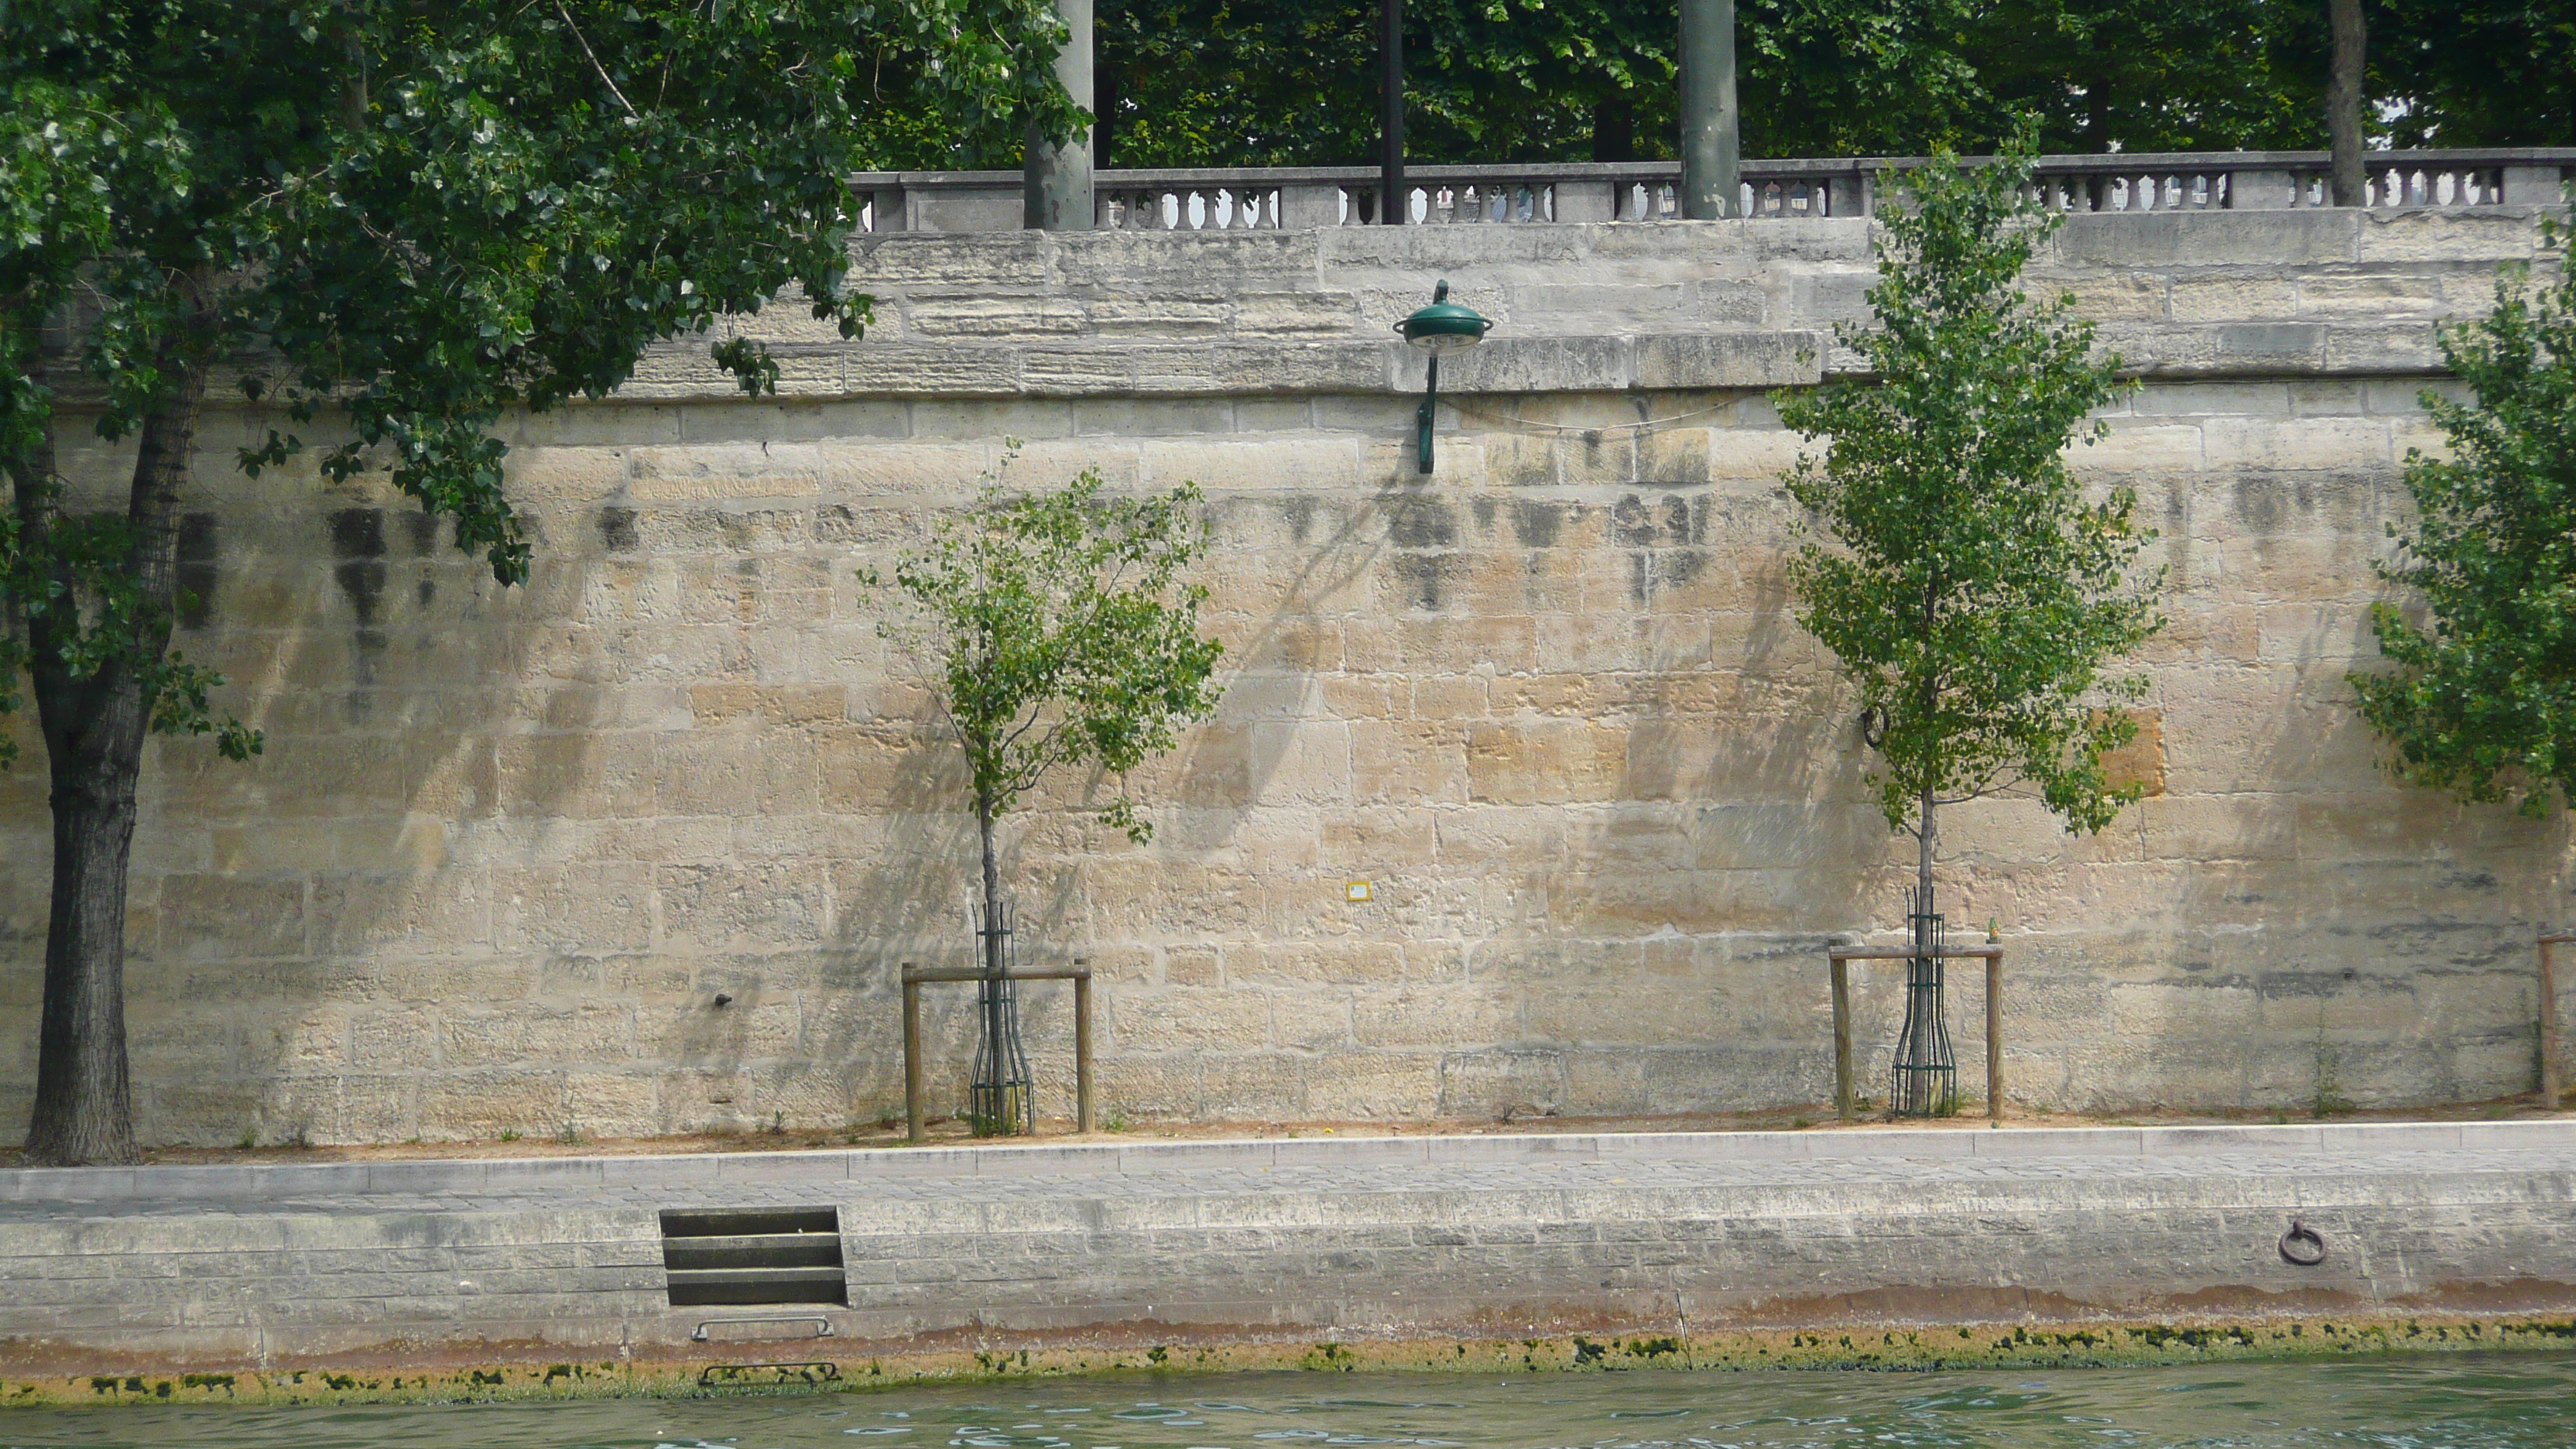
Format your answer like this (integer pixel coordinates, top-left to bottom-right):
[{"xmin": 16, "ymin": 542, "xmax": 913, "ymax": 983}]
[{"xmin": 5, "ymin": 1118, "xmax": 2570, "ymax": 1205}]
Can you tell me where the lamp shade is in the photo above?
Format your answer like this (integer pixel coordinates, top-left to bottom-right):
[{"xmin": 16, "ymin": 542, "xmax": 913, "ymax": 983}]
[{"xmin": 1396, "ymin": 281, "xmax": 1492, "ymax": 355}]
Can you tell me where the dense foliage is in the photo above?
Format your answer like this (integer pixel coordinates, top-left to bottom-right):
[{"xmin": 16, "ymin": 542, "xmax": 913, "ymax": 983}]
[
  {"xmin": 2352, "ymin": 224, "xmax": 2576, "ymax": 818},
  {"xmin": 1060, "ymin": 0, "xmax": 2573, "ymax": 170},
  {"xmin": 1776, "ymin": 144, "xmax": 2163, "ymax": 872}
]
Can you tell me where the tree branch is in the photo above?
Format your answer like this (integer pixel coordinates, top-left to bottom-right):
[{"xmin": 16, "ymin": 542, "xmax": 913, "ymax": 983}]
[{"xmin": 555, "ymin": 0, "xmax": 641, "ymax": 120}]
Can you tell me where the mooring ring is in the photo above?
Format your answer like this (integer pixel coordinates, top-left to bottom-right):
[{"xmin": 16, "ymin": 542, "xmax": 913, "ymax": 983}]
[{"xmin": 2279, "ymin": 1218, "xmax": 2328, "ymax": 1266}]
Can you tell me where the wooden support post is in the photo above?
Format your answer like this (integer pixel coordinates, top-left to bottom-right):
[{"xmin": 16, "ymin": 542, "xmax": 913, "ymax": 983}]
[
  {"xmin": 1830, "ymin": 957, "xmax": 1853, "ymax": 1122},
  {"xmin": 2543, "ymin": 934, "xmax": 2570, "ymax": 1109},
  {"xmin": 902, "ymin": 968, "xmax": 923, "ymax": 1145},
  {"xmin": 1985, "ymin": 954, "xmax": 2004, "ymax": 1122},
  {"xmin": 1074, "ymin": 968, "xmax": 1095, "ymax": 1134}
]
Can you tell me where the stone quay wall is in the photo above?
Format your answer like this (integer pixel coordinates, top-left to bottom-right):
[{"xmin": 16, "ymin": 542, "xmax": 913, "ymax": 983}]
[
  {"xmin": 6, "ymin": 1124, "xmax": 2575, "ymax": 1373},
  {"xmin": 3, "ymin": 207, "xmax": 2571, "ymax": 1147}
]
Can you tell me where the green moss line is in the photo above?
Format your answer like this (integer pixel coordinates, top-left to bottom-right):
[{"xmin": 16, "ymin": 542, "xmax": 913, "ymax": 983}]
[{"xmin": 9, "ymin": 1314, "xmax": 2576, "ymax": 1408}]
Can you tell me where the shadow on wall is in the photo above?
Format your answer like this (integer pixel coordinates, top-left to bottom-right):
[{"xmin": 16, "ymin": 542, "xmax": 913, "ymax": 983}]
[
  {"xmin": 2100, "ymin": 462, "xmax": 2566, "ymax": 1116},
  {"xmin": 0, "ymin": 406, "xmax": 553, "ymax": 1147},
  {"xmin": 1454, "ymin": 457, "xmax": 1894, "ymax": 1122}
]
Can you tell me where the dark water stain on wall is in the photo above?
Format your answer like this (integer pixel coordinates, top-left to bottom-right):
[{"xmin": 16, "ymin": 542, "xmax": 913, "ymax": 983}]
[
  {"xmin": 598, "ymin": 506, "xmax": 641, "ymax": 554},
  {"xmin": 1386, "ymin": 497, "xmax": 1457, "ymax": 549},
  {"xmin": 329, "ymin": 508, "xmax": 389, "ymax": 717},
  {"xmin": 175, "ymin": 513, "xmax": 218, "ymax": 630},
  {"xmin": 1391, "ymin": 553, "xmax": 1466, "ymax": 611},
  {"xmin": 1511, "ymin": 500, "xmax": 1564, "ymax": 549}
]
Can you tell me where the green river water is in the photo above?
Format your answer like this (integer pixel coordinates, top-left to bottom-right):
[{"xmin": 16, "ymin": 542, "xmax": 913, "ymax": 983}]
[{"xmin": 4, "ymin": 1358, "xmax": 2572, "ymax": 1449}]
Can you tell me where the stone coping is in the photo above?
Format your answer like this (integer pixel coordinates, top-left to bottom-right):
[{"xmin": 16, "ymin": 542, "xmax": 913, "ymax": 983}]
[{"xmin": 5, "ymin": 1118, "xmax": 2570, "ymax": 1205}]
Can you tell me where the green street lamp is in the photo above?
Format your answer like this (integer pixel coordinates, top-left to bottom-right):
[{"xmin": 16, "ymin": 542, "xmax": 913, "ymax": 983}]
[{"xmin": 1395, "ymin": 279, "xmax": 1493, "ymax": 474}]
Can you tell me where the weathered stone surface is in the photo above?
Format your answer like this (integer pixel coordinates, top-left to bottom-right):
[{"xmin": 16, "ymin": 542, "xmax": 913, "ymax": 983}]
[{"xmin": 2, "ymin": 211, "xmax": 2570, "ymax": 1146}]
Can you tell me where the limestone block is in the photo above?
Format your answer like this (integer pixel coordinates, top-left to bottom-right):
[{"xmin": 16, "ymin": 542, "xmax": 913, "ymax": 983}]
[
  {"xmin": 848, "ymin": 231, "xmax": 1057, "ymax": 288},
  {"xmin": 1300, "ymin": 1051, "xmax": 1441, "ymax": 1118},
  {"xmin": 1190, "ymin": 1052, "xmax": 1311, "ymax": 1118},
  {"xmin": 156, "ymin": 875, "xmax": 307, "ymax": 962},
  {"xmin": 2134, "ymin": 381, "xmax": 2293, "ymax": 417},
  {"xmin": 1230, "ymin": 940, "xmax": 1406, "ymax": 986},
  {"xmin": 1465, "ymin": 721, "xmax": 1632, "ymax": 805},
  {"xmin": 1231, "ymin": 291, "xmax": 1363, "ymax": 335},
  {"xmin": 2047, "ymin": 210, "xmax": 2360, "ymax": 268},
  {"xmin": 655, "ymin": 864, "xmax": 830, "ymax": 951},
  {"xmin": 1139, "ymin": 435, "xmax": 1367, "ymax": 495},
  {"xmin": 415, "ymin": 1070, "xmax": 564, "ymax": 1140},
  {"xmin": 1632, "ymin": 333, "xmax": 1824, "ymax": 389},
  {"xmin": 2060, "ymin": 274, "xmax": 2169, "ymax": 320},
  {"xmin": 2168, "ymin": 276, "xmax": 2302, "ymax": 323},
  {"xmin": 2203, "ymin": 416, "xmax": 2393, "ymax": 473},
  {"xmin": 2323, "ymin": 324, "xmax": 2446, "ymax": 374},
  {"xmin": 1341, "ymin": 615, "xmax": 1539, "ymax": 674},
  {"xmin": 340, "ymin": 1074, "xmax": 420, "ymax": 1142},
  {"xmin": 504, "ymin": 447, "xmax": 633, "ymax": 505},
  {"xmin": 2298, "ymin": 274, "xmax": 2448, "ymax": 317},
  {"xmin": 1139, "ymin": 343, "xmax": 1391, "ymax": 396},
  {"xmin": 442, "ymin": 1004, "xmax": 635, "ymax": 1069},
  {"xmin": 2355, "ymin": 208, "xmax": 2545, "ymax": 263},
  {"xmin": 494, "ymin": 865, "xmax": 653, "ymax": 955},
  {"xmin": 1106, "ymin": 986, "xmax": 1275, "ymax": 1053},
  {"xmin": 1435, "ymin": 1049, "xmax": 1567, "ymax": 1118},
  {"xmin": 841, "ymin": 349, "xmax": 1023, "ymax": 395}
]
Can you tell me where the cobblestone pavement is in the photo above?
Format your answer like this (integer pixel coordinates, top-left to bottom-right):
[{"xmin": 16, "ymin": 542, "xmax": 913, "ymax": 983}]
[{"xmin": 7, "ymin": 1124, "xmax": 2574, "ymax": 1221}]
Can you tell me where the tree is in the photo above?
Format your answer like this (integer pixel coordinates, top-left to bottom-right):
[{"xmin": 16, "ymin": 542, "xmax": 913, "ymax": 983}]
[
  {"xmin": 1091, "ymin": 0, "xmax": 1989, "ymax": 168},
  {"xmin": 1086, "ymin": 0, "xmax": 2571, "ymax": 171},
  {"xmin": 868, "ymin": 468, "xmax": 1223, "ymax": 1133},
  {"xmin": 1, "ymin": 0, "xmax": 1077, "ymax": 1165},
  {"xmin": 2372, "ymin": 0, "xmax": 2576, "ymax": 149},
  {"xmin": 2352, "ymin": 221, "xmax": 2576, "ymax": 819},
  {"xmin": 1775, "ymin": 141, "xmax": 2163, "ymax": 997},
  {"xmin": 1961, "ymin": 0, "xmax": 2323, "ymax": 153}
]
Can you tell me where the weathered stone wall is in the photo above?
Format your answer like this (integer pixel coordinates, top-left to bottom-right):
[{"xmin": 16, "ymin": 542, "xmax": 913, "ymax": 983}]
[{"xmin": 3, "ymin": 210, "xmax": 2570, "ymax": 1146}]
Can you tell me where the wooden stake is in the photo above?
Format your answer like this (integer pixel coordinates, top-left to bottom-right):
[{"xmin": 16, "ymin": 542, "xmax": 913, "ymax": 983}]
[
  {"xmin": 1830, "ymin": 957, "xmax": 1853, "ymax": 1122},
  {"xmin": 1985, "ymin": 954, "xmax": 2004, "ymax": 1122},
  {"xmin": 902, "ymin": 969, "xmax": 923, "ymax": 1145},
  {"xmin": 2542, "ymin": 934, "xmax": 2568, "ymax": 1110},
  {"xmin": 1074, "ymin": 969, "xmax": 1095, "ymax": 1134}
]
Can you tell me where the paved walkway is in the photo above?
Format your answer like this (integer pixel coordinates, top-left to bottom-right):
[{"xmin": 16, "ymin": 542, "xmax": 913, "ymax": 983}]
[{"xmin": 5, "ymin": 1119, "xmax": 2571, "ymax": 1221}]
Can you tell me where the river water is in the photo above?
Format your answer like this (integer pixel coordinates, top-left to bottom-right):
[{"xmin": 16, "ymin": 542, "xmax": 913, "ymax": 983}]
[{"xmin": 4, "ymin": 1358, "xmax": 2572, "ymax": 1448}]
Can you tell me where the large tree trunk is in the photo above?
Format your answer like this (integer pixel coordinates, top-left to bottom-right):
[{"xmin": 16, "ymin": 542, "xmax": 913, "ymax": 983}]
[
  {"xmin": 22, "ymin": 361, "xmax": 203, "ymax": 1167},
  {"xmin": 2327, "ymin": 0, "xmax": 2367, "ymax": 207}
]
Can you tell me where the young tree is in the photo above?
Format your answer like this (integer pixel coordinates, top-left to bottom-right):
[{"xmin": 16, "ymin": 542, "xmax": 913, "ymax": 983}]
[
  {"xmin": 868, "ymin": 468, "xmax": 1224, "ymax": 1132},
  {"xmin": 1776, "ymin": 142, "xmax": 2163, "ymax": 1005},
  {"xmin": 1, "ymin": 0, "xmax": 1078, "ymax": 1165},
  {"xmin": 2352, "ymin": 221, "xmax": 2576, "ymax": 819}
]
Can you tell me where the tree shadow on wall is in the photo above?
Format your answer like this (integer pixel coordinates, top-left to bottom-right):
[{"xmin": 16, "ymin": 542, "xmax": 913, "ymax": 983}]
[
  {"xmin": 1451, "ymin": 475, "xmax": 1900, "ymax": 1124},
  {"xmin": 0, "ymin": 411, "xmax": 572, "ymax": 1149},
  {"xmin": 2105, "ymin": 462, "xmax": 2567, "ymax": 1116}
]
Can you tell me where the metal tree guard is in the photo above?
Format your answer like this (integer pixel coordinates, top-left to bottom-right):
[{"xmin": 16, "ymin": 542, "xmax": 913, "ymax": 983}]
[
  {"xmin": 969, "ymin": 899, "xmax": 1035, "ymax": 1136},
  {"xmin": 1888, "ymin": 889, "xmax": 1958, "ymax": 1116}
]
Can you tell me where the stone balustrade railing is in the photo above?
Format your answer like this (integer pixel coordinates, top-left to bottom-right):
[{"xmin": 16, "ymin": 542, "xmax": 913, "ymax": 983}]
[{"xmin": 849, "ymin": 149, "xmax": 2574, "ymax": 234}]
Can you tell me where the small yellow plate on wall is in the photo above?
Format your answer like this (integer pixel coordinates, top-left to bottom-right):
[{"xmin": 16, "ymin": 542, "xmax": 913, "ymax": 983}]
[{"xmin": 1345, "ymin": 881, "xmax": 1373, "ymax": 903}]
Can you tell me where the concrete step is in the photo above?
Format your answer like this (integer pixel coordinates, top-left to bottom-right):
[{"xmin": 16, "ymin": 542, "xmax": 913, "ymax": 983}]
[
  {"xmin": 664, "ymin": 1266, "xmax": 849, "ymax": 1307},
  {"xmin": 663, "ymin": 1234, "xmax": 844, "ymax": 1272}
]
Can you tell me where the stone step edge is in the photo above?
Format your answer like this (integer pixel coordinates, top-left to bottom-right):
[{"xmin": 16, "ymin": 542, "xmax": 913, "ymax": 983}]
[{"xmin": 4, "ymin": 1118, "xmax": 2571, "ymax": 1205}]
